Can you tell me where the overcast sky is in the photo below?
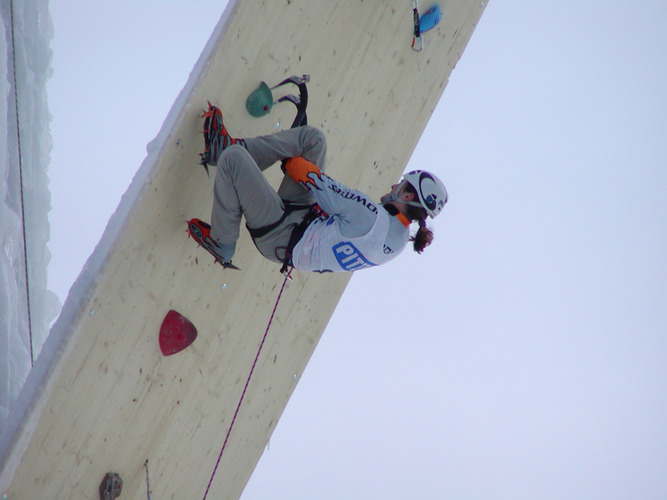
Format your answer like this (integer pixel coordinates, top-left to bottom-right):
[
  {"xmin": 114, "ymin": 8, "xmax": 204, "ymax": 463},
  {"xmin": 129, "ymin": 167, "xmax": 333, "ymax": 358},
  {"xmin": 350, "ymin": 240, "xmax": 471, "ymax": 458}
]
[{"xmin": 47, "ymin": 1, "xmax": 666, "ymax": 499}]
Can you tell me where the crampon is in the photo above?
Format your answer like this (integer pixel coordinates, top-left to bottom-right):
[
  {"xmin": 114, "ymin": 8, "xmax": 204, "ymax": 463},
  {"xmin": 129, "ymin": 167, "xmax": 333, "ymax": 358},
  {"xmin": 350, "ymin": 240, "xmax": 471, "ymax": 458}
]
[{"xmin": 187, "ymin": 218, "xmax": 240, "ymax": 270}]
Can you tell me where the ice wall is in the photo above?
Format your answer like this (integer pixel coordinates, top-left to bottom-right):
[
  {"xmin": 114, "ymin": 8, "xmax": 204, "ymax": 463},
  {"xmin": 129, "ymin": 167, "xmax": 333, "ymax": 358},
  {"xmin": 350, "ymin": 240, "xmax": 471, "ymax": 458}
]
[{"xmin": 0, "ymin": 0, "xmax": 59, "ymax": 431}]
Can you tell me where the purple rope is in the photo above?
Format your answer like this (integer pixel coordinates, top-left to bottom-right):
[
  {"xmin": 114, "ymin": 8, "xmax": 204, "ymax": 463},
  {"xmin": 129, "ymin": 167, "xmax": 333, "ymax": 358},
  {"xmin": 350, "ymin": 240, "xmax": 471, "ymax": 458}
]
[{"xmin": 202, "ymin": 272, "xmax": 291, "ymax": 500}]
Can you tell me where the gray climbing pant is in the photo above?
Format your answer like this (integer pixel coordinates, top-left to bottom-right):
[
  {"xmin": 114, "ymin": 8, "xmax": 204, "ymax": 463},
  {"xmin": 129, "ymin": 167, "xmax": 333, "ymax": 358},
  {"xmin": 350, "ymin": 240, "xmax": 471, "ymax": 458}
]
[{"xmin": 210, "ymin": 125, "xmax": 327, "ymax": 264}]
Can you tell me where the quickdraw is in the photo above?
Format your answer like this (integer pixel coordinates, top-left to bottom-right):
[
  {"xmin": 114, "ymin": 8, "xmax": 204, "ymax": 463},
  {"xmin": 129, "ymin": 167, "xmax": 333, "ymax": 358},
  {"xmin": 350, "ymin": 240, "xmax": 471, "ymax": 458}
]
[
  {"xmin": 412, "ymin": 0, "xmax": 424, "ymax": 52},
  {"xmin": 411, "ymin": 1, "xmax": 443, "ymax": 52}
]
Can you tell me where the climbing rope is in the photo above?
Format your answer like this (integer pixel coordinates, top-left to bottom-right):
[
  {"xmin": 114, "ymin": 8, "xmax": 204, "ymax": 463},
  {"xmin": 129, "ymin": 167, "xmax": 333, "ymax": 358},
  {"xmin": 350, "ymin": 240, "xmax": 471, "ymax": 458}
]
[
  {"xmin": 9, "ymin": 0, "xmax": 34, "ymax": 366},
  {"xmin": 144, "ymin": 460, "xmax": 153, "ymax": 500},
  {"xmin": 201, "ymin": 270, "xmax": 292, "ymax": 500}
]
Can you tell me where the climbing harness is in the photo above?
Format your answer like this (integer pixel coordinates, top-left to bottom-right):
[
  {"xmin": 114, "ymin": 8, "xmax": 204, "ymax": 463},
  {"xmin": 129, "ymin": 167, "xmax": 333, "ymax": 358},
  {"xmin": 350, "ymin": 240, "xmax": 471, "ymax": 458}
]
[
  {"xmin": 201, "ymin": 271, "xmax": 292, "ymax": 500},
  {"xmin": 245, "ymin": 201, "xmax": 322, "ymax": 275},
  {"xmin": 278, "ymin": 204, "xmax": 324, "ymax": 274},
  {"xmin": 245, "ymin": 201, "xmax": 312, "ymax": 241},
  {"xmin": 246, "ymin": 75, "xmax": 309, "ymax": 128}
]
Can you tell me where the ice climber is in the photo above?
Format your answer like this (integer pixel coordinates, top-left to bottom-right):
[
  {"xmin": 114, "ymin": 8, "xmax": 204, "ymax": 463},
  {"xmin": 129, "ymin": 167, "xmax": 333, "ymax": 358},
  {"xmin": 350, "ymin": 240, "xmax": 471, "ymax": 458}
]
[{"xmin": 188, "ymin": 104, "xmax": 448, "ymax": 273}]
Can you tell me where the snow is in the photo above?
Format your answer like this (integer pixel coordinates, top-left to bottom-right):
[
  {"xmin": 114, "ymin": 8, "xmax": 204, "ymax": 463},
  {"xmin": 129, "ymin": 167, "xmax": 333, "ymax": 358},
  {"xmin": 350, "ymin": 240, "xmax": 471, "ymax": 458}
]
[
  {"xmin": 0, "ymin": 0, "xmax": 58, "ymax": 432},
  {"xmin": 0, "ymin": 0, "xmax": 239, "ymax": 488}
]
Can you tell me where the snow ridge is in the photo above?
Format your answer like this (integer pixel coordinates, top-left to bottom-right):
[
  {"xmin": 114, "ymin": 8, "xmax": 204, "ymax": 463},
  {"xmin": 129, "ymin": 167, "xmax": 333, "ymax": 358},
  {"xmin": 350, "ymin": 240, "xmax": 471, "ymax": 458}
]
[{"xmin": 0, "ymin": 0, "xmax": 58, "ymax": 433}]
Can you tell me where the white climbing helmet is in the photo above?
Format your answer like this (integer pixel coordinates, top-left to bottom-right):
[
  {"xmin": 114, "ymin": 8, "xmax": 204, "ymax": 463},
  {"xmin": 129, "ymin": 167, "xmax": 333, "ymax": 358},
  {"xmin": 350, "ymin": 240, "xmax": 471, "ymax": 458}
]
[{"xmin": 401, "ymin": 170, "xmax": 448, "ymax": 218}]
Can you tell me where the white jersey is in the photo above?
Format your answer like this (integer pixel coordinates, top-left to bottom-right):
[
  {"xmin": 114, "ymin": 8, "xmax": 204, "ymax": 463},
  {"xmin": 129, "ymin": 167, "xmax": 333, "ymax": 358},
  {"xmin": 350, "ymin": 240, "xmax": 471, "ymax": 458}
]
[{"xmin": 286, "ymin": 158, "xmax": 410, "ymax": 273}]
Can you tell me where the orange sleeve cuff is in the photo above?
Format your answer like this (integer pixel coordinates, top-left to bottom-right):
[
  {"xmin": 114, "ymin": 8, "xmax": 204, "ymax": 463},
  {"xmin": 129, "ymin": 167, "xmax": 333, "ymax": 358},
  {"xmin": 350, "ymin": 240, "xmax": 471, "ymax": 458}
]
[{"xmin": 284, "ymin": 156, "xmax": 322, "ymax": 186}]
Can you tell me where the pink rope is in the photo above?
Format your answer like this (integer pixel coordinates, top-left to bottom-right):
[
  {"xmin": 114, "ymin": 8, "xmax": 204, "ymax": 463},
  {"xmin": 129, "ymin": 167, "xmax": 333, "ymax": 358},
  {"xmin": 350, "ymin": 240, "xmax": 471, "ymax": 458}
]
[{"xmin": 202, "ymin": 272, "xmax": 291, "ymax": 500}]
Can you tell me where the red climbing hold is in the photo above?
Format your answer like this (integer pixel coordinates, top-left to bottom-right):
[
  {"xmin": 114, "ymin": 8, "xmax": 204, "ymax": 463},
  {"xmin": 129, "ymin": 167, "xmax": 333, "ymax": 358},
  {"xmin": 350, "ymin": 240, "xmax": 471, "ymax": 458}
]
[{"xmin": 159, "ymin": 310, "xmax": 197, "ymax": 356}]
